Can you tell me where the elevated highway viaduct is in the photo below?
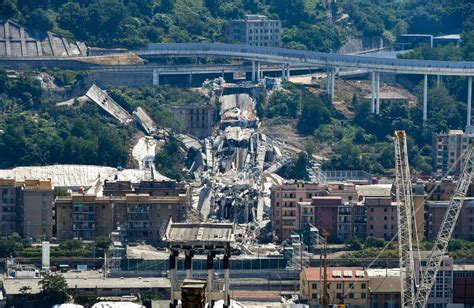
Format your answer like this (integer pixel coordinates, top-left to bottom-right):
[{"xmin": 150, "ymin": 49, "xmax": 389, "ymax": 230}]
[
  {"xmin": 139, "ymin": 43, "xmax": 474, "ymax": 127},
  {"xmin": 2, "ymin": 42, "xmax": 473, "ymax": 126}
]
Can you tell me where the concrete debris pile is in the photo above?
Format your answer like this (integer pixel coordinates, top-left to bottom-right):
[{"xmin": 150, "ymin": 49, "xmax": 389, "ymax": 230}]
[
  {"xmin": 202, "ymin": 77, "xmax": 225, "ymax": 99},
  {"xmin": 181, "ymin": 89, "xmax": 294, "ymax": 236},
  {"xmin": 219, "ymin": 94, "xmax": 257, "ymax": 128}
]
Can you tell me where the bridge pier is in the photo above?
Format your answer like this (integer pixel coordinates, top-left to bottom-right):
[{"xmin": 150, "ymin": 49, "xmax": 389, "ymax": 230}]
[
  {"xmin": 423, "ymin": 74, "xmax": 428, "ymax": 127},
  {"xmin": 371, "ymin": 72, "xmax": 376, "ymax": 113},
  {"xmin": 467, "ymin": 76, "xmax": 472, "ymax": 128},
  {"xmin": 376, "ymin": 72, "xmax": 380, "ymax": 114},
  {"xmin": 252, "ymin": 61, "xmax": 256, "ymax": 82},
  {"xmin": 330, "ymin": 68, "xmax": 335, "ymax": 102},
  {"xmin": 437, "ymin": 75, "xmax": 442, "ymax": 88},
  {"xmin": 257, "ymin": 61, "xmax": 261, "ymax": 81},
  {"xmin": 189, "ymin": 72, "xmax": 193, "ymax": 85},
  {"xmin": 153, "ymin": 69, "xmax": 160, "ymax": 86},
  {"xmin": 326, "ymin": 68, "xmax": 331, "ymax": 100},
  {"xmin": 281, "ymin": 64, "xmax": 290, "ymax": 80},
  {"xmin": 252, "ymin": 61, "xmax": 261, "ymax": 82}
]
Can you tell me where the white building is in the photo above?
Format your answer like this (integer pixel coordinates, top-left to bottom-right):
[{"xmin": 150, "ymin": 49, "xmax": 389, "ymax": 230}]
[{"xmin": 228, "ymin": 15, "xmax": 282, "ymax": 47}]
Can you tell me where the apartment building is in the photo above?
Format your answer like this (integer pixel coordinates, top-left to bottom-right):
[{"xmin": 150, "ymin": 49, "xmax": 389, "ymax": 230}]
[
  {"xmin": 426, "ymin": 198, "xmax": 474, "ymax": 241},
  {"xmin": 432, "ymin": 130, "xmax": 471, "ymax": 174},
  {"xmin": 425, "ymin": 179, "xmax": 474, "ymax": 201},
  {"xmin": 414, "ymin": 253, "xmax": 453, "ymax": 308},
  {"xmin": 453, "ymin": 264, "xmax": 474, "ymax": 306},
  {"xmin": 300, "ymin": 267, "xmax": 369, "ymax": 307},
  {"xmin": 171, "ymin": 105, "xmax": 216, "ymax": 138},
  {"xmin": 312, "ymin": 196, "xmax": 341, "ymax": 242},
  {"xmin": 271, "ymin": 182, "xmax": 328, "ymax": 242},
  {"xmin": 228, "ymin": 15, "xmax": 282, "ymax": 47},
  {"xmin": 358, "ymin": 185, "xmax": 397, "ymax": 240},
  {"xmin": 0, "ymin": 179, "xmax": 53, "ymax": 238},
  {"xmin": 55, "ymin": 193, "xmax": 190, "ymax": 244}
]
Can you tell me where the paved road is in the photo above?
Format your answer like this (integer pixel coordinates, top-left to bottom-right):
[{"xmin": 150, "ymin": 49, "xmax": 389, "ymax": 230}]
[{"xmin": 140, "ymin": 43, "xmax": 474, "ymax": 76}]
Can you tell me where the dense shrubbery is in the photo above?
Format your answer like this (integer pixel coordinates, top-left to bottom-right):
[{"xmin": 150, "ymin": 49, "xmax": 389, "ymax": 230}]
[
  {"xmin": 0, "ymin": 106, "xmax": 130, "ymax": 167},
  {"xmin": 3, "ymin": 0, "xmax": 471, "ymax": 51},
  {"xmin": 154, "ymin": 133, "xmax": 186, "ymax": 182}
]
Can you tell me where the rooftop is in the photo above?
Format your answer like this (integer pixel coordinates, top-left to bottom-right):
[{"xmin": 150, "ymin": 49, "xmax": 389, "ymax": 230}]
[
  {"xmin": 303, "ymin": 267, "xmax": 368, "ymax": 282},
  {"xmin": 3, "ymin": 277, "xmax": 170, "ymax": 295},
  {"xmin": 0, "ymin": 165, "xmax": 170, "ymax": 188},
  {"xmin": 356, "ymin": 184, "xmax": 392, "ymax": 197},
  {"xmin": 366, "ymin": 268, "xmax": 401, "ymax": 277},
  {"xmin": 166, "ymin": 222, "xmax": 234, "ymax": 247}
]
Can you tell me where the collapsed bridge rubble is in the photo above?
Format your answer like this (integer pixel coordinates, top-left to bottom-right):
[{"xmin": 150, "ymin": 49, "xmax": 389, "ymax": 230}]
[{"xmin": 179, "ymin": 88, "xmax": 294, "ymax": 232}]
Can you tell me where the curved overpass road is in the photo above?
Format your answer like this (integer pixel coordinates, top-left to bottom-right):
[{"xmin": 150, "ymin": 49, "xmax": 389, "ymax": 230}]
[{"xmin": 139, "ymin": 43, "xmax": 474, "ymax": 76}]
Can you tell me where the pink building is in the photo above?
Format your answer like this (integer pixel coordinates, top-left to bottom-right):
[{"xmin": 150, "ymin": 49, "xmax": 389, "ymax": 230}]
[{"xmin": 312, "ymin": 196, "xmax": 342, "ymax": 241}]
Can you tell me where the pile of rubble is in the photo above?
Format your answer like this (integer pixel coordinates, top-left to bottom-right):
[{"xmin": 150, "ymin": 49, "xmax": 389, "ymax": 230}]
[{"xmin": 179, "ymin": 88, "xmax": 291, "ymax": 238}]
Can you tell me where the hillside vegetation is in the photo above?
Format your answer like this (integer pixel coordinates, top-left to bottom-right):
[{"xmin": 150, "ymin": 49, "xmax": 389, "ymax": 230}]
[{"xmin": 1, "ymin": 0, "xmax": 472, "ymax": 51}]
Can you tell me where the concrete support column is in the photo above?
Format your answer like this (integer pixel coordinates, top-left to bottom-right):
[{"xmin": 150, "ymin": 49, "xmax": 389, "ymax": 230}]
[
  {"xmin": 376, "ymin": 72, "xmax": 380, "ymax": 114},
  {"xmin": 252, "ymin": 61, "xmax": 256, "ymax": 82},
  {"xmin": 281, "ymin": 64, "xmax": 286, "ymax": 79},
  {"xmin": 223, "ymin": 250, "xmax": 230, "ymax": 308},
  {"xmin": 152, "ymin": 69, "xmax": 160, "ymax": 86},
  {"xmin": 286, "ymin": 64, "xmax": 290, "ymax": 79},
  {"xmin": 437, "ymin": 75, "xmax": 442, "ymax": 88},
  {"xmin": 256, "ymin": 61, "xmax": 261, "ymax": 82},
  {"xmin": 468, "ymin": 76, "xmax": 473, "ymax": 128},
  {"xmin": 326, "ymin": 68, "xmax": 331, "ymax": 99},
  {"xmin": 330, "ymin": 68, "xmax": 335, "ymax": 102},
  {"xmin": 185, "ymin": 250, "xmax": 193, "ymax": 279},
  {"xmin": 207, "ymin": 252, "xmax": 215, "ymax": 308},
  {"xmin": 170, "ymin": 250, "xmax": 178, "ymax": 308},
  {"xmin": 189, "ymin": 72, "xmax": 193, "ymax": 85},
  {"xmin": 371, "ymin": 71, "xmax": 376, "ymax": 114},
  {"xmin": 423, "ymin": 74, "xmax": 428, "ymax": 126}
]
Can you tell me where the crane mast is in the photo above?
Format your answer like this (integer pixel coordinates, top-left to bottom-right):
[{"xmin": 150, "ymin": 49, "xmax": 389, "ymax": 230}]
[
  {"xmin": 394, "ymin": 131, "xmax": 416, "ymax": 307},
  {"xmin": 415, "ymin": 142, "xmax": 474, "ymax": 307}
]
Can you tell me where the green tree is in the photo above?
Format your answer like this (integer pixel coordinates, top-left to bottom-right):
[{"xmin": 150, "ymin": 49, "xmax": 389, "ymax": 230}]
[
  {"xmin": 278, "ymin": 151, "xmax": 310, "ymax": 180},
  {"xmin": 27, "ymin": 8, "xmax": 55, "ymax": 30},
  {"xmin": 297, "ymin": 96, "xmax": 330, "ymax": 135},
  {"xmin": 95, "ymin": 236, "xmax": 111, "ymax": 257},
  {"xmin": 39, "ymin": 274, "xmax": 69, "ymax": 305}
]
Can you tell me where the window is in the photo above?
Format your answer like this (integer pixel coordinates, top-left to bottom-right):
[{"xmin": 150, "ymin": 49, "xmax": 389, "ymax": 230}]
[
  {"xmin": 312, "ymin": 293, "xmax": 318, "ymax": 299},
  {"xmin": 361, "ymin": 293, "xmax": 366, "ymax": 299},
  {"xmin": 336, "ymin": 283, "xmax": 342, "ymax": 289},
  {"xmin": 348, "ymin": 293, "xmax": 354, "ymax": 299},
  {"xmin": 361, "ymin": 283, "xmax": 366, "ymax": 289},
  {"xmin": 312, "ymin": 283, "xmax": 317, "ymax": 290}
]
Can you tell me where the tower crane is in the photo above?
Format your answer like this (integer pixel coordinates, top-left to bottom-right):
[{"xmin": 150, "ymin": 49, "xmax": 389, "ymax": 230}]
[
  {"xmin": 394, "ymin": 131, "xmax": 474, "ymax": 307},
  {"xmin": 415, "ymin": 140, "xmax": 474, "ymax": 307},
  {"xmin": 394, "ymin": 131, "xmax": 416, "ymax": 307}
]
